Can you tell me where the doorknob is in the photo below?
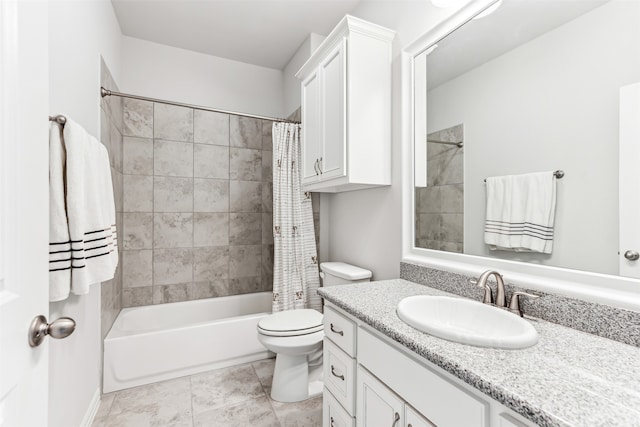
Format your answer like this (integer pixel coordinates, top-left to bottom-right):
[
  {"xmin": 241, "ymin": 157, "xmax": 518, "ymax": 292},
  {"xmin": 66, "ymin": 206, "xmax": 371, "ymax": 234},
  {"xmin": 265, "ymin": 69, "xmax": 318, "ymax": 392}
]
[
  {"xmin": 624, "ymin": 250, "xmax": 639, "ymax": 261},
  {"xmin": 28, "ymin": 315, "xmax": 76, "ymax": 347}
]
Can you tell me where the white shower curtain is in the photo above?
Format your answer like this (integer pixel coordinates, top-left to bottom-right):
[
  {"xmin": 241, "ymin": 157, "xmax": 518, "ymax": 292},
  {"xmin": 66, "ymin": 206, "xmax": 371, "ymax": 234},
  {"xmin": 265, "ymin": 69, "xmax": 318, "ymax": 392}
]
[{"xmin": 272, "ymin": 122, "xmax": 321, "ymax": 312}]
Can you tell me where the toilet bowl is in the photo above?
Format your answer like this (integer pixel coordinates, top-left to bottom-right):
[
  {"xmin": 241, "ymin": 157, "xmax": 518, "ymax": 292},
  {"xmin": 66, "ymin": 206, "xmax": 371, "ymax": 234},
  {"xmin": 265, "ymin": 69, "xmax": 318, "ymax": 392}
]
[
  {"xmin": 257, "ymin": 262, "xmax": 372, "ymax": 403},
  {"xmin": 257, "ymin": 309, "xmax": 324, "ymax": 402}
]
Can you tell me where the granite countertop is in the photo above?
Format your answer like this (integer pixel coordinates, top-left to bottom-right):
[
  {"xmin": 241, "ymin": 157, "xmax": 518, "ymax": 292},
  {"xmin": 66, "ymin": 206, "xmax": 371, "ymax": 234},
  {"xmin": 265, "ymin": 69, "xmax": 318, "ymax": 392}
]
[{"xmin": 318, "ymin": 279, "xmax": 640, "ymax": 427}]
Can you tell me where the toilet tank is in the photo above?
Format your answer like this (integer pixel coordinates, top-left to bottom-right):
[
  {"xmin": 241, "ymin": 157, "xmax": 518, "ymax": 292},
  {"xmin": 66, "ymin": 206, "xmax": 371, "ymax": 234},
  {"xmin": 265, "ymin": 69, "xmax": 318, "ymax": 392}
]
[{"xmin": 320, "ymin": 262, "xmax": 372, "ymax": 287}]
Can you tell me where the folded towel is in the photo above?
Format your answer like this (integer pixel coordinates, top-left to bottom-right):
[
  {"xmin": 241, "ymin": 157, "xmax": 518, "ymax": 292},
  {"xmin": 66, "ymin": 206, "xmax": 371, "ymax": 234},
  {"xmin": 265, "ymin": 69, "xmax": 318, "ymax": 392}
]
[
  {"xmin": 49, "ymin": 118, "xmax": 118, "ymax": 301},
  {"xmin": 49, "ymin": 123, "xmax": 72, "ymax": 300},
  {"xmin": 484, "ymin": 171, "xmax": 557, "ymax": 254}
]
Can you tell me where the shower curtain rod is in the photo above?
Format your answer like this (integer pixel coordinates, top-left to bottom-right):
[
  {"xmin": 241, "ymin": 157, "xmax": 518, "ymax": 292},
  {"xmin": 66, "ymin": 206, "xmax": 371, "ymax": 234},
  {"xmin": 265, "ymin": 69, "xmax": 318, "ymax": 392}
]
[
  {"xmin": 427, "ymin": 139, "xmax": 463, "ymax": 148},
  {"xmin": 100, "ymin": 87, "xmax": 301, "ymax": 125}
]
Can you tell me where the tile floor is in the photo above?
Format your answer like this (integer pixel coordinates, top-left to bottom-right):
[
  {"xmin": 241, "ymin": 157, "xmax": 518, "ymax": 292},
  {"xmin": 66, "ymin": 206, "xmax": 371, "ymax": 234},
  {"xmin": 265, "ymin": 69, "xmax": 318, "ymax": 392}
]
[{"xmin": 92, "ymin": 358, "xmax": 322, "ymax": 427}]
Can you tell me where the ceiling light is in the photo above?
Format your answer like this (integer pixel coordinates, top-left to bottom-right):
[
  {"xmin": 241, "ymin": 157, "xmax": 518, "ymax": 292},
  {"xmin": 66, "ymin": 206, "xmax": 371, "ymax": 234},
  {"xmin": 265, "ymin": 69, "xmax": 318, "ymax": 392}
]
[
  {"xmin": 473, "ymin": 0, "xmax": 503, "ymax": 19},
  {"xmin": 430, "ymin": 0, "xmax": 468, "ymax": 8}
]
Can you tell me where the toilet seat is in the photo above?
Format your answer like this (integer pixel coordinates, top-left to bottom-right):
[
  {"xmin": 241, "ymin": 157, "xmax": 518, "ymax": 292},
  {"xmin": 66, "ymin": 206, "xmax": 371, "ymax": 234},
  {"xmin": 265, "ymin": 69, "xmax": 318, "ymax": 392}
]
[{"xmin": 258, "ymin": 309, "xmax": 323, "ymax": 337}]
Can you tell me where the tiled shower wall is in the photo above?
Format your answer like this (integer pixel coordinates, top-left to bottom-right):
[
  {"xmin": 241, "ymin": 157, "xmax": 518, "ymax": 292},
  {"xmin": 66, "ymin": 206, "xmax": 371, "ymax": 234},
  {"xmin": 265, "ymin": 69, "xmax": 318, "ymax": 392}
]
[
  {"xmin": 120, "ymin": 99, "xmax": 308, "ymax": 307},
  {"xmin": 415, "ymin": 124, "xmax": 464, "ymax": 253},
  {"xmin": 99, "ymin": 58, "xmax": 123, "ymax": 338}
]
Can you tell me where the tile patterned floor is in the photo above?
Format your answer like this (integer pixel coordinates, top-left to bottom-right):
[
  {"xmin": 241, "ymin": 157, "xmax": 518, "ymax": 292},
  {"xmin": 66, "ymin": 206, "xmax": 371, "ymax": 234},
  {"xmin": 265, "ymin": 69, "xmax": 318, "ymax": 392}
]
[{"xmin": 92, "ymin": 358, "xmax": 322, "ymax": 427}]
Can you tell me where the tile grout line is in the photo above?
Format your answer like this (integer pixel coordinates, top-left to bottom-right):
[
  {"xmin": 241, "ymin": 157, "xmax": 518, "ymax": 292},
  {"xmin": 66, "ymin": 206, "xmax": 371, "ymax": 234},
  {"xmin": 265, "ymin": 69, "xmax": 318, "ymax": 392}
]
[
  {"xmin": 189, "ymin": 374, "xmax": 195, "ymax": 427},
  {"xmin": 251, "ymin": 363, "xmax": 282, "ymax": 426},
  {"xmin": 192, "ymin": 107, "xmax": 195, "ymax": 301},
  {"xmin": 227, "ymin": 115, "xmax": 231, "ymax": 293},
  {"xmin": 151, "ymin": 101, "xmax": 155, "ymax": 306}
]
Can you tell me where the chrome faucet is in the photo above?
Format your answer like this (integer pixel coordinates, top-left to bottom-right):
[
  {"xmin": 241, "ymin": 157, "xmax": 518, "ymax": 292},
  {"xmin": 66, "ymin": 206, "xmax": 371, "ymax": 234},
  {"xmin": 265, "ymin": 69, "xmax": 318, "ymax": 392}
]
[
  {"xmin": 473, "ymin": 270, "xmax": 540, "ymax": 316},
  {"xmin": 475, "ymin": 270, "xmax": 506, "ymax": 307}
]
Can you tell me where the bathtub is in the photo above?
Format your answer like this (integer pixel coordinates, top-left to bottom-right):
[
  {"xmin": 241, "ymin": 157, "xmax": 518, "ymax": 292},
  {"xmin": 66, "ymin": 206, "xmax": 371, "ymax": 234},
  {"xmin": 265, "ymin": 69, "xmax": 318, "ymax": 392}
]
[{"xmin": 103, "ymin": 292, "xmax": 273, "ymax": 393}]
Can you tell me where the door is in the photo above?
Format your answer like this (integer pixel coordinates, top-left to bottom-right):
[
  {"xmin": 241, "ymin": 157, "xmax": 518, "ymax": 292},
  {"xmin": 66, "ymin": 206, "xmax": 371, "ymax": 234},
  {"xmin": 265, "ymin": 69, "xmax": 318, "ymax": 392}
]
[
  {"xmin": 405, "ymin": 404, "xmax": 436, "ymax": 427},
  {"xmin": 357, "ymin": 366, "xmax": 404, "ymax": 427},
  {"xmin": 301, "ymin": 71, "xmax": 321, "ymax": 185},
  {"xmin": 320, "ymin": 39, "xmax": 346, "ymax": 181},
  {"xmin": 619, "ymin": 82, "xmax": 640, "ymax": 278},
  {"xmin": 0, "ymin": 1, "xmax": 50, "ymax": 425}
]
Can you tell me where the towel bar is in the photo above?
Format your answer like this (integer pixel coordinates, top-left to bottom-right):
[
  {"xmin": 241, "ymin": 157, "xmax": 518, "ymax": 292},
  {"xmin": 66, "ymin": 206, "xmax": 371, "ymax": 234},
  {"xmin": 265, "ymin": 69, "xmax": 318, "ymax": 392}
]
[{"xmin": 484, "ymin": 170, "xmax": 564, "ymax": 183}]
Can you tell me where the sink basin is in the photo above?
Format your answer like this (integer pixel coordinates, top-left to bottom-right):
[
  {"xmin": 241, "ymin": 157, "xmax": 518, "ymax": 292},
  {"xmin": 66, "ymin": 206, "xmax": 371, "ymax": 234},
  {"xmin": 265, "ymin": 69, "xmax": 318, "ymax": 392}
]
[{"xmin": 396, "ymin": 295, "xmax": 538, "ymax": 349}]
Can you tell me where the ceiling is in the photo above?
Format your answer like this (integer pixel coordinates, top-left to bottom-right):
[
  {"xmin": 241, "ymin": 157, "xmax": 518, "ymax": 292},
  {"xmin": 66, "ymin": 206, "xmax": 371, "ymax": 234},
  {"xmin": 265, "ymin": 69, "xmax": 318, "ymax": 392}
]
[{"xmin": 111, "ymin": 0, "xmax": 362, "ymax": 70}]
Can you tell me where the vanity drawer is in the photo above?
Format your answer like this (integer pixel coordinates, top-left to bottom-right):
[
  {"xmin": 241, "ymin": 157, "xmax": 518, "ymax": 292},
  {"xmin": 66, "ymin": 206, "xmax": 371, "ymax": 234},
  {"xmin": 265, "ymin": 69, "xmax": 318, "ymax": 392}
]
[
  {"xmin": 324, "ymin": 306, "xmax": 356, "ymax": 356},
  {"xmin": 324, "ymin": 338, "xmax": 356, "ymax": 415},
  {"xmin": 323, "ymin": 388, "xmax": 355, "ymax": 427}
]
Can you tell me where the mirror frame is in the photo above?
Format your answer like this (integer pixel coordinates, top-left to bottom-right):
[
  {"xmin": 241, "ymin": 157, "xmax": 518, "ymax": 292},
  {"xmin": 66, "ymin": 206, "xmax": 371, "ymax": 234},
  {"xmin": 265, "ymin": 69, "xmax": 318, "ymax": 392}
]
[{"xmin": 401, "ymin": 0, "xmax": 640, "ymax": 311}]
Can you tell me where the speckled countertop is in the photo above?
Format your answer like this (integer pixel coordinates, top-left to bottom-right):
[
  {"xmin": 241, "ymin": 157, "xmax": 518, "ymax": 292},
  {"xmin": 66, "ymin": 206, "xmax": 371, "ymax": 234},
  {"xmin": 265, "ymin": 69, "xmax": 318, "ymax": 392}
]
[{"xmin": 318, "ymin": 279, "xmax": 640, "ymax": 427}]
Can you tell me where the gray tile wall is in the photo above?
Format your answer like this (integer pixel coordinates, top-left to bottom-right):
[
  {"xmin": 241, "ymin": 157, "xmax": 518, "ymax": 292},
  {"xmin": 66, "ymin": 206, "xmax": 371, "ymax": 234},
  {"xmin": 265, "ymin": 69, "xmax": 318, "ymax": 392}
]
[
  {"xmin": 99, "ymin": 58, "xmax": 124, "ymax": 339},
  {"xmin": 415, "ymin": 124, "xmax": 464, "ymax": 253},
  {"xmin": 120, "ymin": 102, "xmax": 285, "ymax": 307}
]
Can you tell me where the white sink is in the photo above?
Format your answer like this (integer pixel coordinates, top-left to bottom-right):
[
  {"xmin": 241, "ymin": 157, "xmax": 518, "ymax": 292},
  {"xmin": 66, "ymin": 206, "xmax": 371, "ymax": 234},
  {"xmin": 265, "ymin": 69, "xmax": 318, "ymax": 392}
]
[{"xmin": 396, "ymin": 295, "xmax": 538, "ymax": 349}]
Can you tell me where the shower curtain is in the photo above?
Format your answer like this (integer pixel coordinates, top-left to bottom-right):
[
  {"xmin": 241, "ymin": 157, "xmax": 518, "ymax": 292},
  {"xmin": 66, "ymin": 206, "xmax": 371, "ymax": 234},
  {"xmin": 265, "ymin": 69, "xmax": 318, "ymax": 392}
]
[{"xmin": 272, "ymin": 122, "xmax": 321, "ymax": 312}]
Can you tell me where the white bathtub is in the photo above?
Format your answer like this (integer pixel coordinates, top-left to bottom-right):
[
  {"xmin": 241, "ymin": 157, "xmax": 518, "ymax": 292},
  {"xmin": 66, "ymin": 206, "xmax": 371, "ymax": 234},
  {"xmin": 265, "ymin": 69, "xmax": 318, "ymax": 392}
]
[{"xmin": 103, "ymin": 292, "xmax": 273, "ymax": 393}]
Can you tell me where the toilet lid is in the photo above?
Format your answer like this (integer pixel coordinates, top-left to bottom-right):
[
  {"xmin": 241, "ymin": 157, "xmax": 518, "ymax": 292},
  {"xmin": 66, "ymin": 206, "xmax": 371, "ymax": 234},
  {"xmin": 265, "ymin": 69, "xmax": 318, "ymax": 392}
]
[{"xmin": 258, "ymin": 309, "xmax": 324, "ymax": 337}]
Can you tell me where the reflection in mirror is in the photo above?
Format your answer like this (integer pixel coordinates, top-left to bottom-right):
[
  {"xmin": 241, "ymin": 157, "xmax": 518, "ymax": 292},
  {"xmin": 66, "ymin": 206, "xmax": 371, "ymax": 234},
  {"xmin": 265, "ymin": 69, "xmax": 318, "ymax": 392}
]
[
  {"xmin": 413, "ymin": 0, "xmax": 640, "ymax": 277},
  {"xmin": 415, "ymin": 125, "xmax": 464, "ymax": 252}
]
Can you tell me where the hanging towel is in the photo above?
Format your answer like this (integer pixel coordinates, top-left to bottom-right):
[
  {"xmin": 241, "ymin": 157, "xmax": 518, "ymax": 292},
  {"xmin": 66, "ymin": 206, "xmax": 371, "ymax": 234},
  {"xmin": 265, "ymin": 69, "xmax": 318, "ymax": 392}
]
[
  {"xmin": 49, "ymin": 118, "xmax": 118, "ymax": 302},
  {"xmin": 484, "ymin": 171, "xmax": 557, "ymax": 254}
]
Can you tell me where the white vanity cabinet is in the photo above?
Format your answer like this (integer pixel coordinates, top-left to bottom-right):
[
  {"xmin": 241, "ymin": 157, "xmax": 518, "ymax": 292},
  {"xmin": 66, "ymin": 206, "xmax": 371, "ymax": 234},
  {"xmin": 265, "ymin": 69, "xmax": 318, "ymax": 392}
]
[
  {"xmin": 296, "ymin": 15, "xmax": 394, "ymax": 193},
  {"xmin": 322, "ymin": 303, "xmax": 537, "ymax": 427}
]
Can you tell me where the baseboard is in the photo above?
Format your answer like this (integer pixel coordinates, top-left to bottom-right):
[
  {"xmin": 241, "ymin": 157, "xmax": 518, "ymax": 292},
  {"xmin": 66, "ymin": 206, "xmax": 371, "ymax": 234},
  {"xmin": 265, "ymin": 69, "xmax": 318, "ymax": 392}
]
[{"xmin": 80, "ymin": 388, "xmax": 101, "ymax": 427}]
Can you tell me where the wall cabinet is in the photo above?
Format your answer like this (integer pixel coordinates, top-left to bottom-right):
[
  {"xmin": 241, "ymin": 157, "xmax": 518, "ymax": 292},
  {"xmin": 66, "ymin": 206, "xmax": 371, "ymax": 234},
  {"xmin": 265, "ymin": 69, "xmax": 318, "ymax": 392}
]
[
  {"xmin": 296, "ymin": 16, "xmax": 395, "ymax": 193},
  {"xmin": 322, "ymin": 303, "xmax": 537, "ymax": 427}
]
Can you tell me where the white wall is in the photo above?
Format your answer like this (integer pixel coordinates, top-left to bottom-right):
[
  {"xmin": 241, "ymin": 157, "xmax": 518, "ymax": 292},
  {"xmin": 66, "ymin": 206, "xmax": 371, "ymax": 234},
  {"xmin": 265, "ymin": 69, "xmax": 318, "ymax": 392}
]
[
  {"xmin": 48, "ymin": 1, "xmax": 123, "ymax": 426},
  {"xmin": 283, "ymin": 33, "xmax": 325, "ymax": 117},
  {"xmin": 320, "ymin": 1, "xmax": 460, "ymax": 280},
  {"xmin": 121, "ymin": 36, "xmax": 286, "ymax": 118},
  {"xmin": 427, "ymin": 1, "xmax": 640, "ymax": 275}
]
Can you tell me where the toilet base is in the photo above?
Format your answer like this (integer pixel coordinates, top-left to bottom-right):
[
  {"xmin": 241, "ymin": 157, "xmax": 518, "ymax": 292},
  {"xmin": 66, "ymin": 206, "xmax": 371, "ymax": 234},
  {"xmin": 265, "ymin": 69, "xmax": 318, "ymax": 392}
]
[{"xmin": 270, "ymin": 353, "xmax": 323, "ymax": 403}]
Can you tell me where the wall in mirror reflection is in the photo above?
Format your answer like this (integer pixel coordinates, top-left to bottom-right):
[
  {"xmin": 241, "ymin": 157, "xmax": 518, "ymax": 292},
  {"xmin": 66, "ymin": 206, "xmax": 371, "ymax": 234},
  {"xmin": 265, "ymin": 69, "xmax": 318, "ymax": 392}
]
[{"xmin": 416, "ymin": 0, "xmax": 640, "ymax": 276}]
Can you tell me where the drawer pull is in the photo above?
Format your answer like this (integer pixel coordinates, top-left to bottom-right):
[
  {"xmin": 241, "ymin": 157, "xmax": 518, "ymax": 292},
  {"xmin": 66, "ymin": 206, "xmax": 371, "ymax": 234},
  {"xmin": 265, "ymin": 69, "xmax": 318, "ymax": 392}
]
[
  {"xmin": 330, "ymin": 323, "xmax": 344, "ymax": 336},
  {"xmin": 392, "ymin": 412, "xmax": 400, "ymax": 427},
  {"xmin": 331, "ymin": 365, "xmax": 345, "ymax": 381}
]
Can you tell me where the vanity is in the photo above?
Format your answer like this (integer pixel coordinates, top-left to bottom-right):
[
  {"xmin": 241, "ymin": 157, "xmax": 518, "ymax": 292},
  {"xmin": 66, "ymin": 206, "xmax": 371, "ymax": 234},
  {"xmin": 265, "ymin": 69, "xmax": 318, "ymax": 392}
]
[
  {"xmin": 309, "ymin": 0, "xmax": 640, "ymax": 424},
  {"xmin": 318, "ymin": 278, "xmax": 640, "ymax": 427}
]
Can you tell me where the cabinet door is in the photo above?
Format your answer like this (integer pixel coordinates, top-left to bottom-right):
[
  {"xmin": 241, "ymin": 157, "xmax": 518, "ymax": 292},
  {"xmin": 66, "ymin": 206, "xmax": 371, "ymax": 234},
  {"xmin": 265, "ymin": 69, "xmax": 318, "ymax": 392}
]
[
  {"xmin": 357, "ymin": 366, "xmax": 404, "ymax": 427},
  {"xmin": 319, "ymin": 38, "xmax": 347, "ymax": 181},
  {"xmin": 405, "ymin": 405, "xmax": 436, "ymax": 427},
  {"xmin": 301, "ymin": 70, "xmax": 321, "ymax": 184}
]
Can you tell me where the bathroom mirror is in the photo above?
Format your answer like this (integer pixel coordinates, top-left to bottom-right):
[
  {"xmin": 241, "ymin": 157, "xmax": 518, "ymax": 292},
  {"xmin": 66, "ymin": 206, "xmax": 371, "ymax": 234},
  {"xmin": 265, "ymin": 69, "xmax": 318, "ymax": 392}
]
[{"xmin": 411, "ymin": 0, "xmax": 640, "ymax": 278}]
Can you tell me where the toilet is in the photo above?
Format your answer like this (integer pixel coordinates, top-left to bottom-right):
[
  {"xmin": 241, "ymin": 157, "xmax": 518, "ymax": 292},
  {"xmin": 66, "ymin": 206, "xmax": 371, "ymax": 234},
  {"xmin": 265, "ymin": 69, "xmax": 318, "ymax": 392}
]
[{"xmin": 257, "ymin": 262, "xmax": 372, "ymax": 402}]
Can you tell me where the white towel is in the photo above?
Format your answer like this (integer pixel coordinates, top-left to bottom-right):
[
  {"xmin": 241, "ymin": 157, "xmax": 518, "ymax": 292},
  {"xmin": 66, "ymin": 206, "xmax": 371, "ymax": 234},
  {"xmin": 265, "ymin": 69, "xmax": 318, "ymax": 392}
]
[
  {"xmin": 49, "ymin": 118, "xmax": 118, "ymax": 301},
  {"xmin": 484, "ymin": 172, "xmax": 557, "ymax": 254}
]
